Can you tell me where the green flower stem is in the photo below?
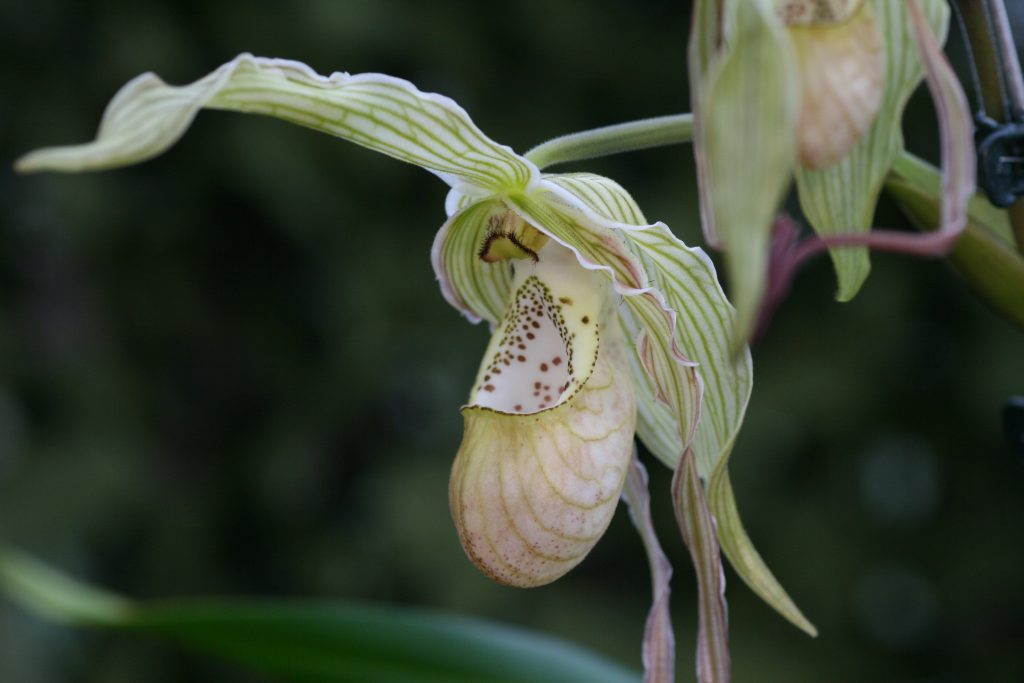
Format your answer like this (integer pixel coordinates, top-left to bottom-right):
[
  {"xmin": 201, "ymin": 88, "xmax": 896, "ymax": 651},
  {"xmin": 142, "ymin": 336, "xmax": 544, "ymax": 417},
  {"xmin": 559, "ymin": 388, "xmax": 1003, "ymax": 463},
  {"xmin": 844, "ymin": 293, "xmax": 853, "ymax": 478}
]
[
  {"xmin": 889, "ymin": 152, "xmax": 1024, "ymax": 330},
  {"xmin": 524, "ymin": 114, "xmax": 693, "ymax": 170}
]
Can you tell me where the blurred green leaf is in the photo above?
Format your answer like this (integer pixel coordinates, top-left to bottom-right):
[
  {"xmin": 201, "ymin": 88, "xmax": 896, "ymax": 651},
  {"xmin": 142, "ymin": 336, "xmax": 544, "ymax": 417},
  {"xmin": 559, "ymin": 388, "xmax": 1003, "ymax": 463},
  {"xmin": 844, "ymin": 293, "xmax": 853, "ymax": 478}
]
[{"xmin": 0, "ymin": 547, "xmax": 639, "ymax": 683}]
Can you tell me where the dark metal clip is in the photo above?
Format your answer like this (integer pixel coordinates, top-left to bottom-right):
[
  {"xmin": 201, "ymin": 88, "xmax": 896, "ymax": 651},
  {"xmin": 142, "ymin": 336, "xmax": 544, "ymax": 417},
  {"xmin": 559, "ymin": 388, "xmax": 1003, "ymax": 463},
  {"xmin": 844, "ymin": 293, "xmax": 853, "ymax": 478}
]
[{"xmin": 976, "ymin": 115, "xmax": 1024, "ymax": 208}]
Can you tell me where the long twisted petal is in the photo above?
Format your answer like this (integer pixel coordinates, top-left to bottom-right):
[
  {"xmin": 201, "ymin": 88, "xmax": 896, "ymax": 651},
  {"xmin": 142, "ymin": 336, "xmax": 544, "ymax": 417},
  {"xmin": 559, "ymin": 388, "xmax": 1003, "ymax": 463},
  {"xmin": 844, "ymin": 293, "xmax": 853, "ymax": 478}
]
[{"xmin": 15, "ymin": 54, "xmax": 538, "ymax": 198}]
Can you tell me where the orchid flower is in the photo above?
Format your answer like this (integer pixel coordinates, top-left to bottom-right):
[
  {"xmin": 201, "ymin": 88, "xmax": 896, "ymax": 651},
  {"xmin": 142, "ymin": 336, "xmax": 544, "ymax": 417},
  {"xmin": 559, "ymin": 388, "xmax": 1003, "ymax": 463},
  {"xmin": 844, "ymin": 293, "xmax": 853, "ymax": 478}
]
[
  {"xmin": 16, "ymin": 53, "xmax": 816, "ymax": 680},
  {"xmin": 689, "ymin": 0, "xmax": 974, "ymax": 345}
]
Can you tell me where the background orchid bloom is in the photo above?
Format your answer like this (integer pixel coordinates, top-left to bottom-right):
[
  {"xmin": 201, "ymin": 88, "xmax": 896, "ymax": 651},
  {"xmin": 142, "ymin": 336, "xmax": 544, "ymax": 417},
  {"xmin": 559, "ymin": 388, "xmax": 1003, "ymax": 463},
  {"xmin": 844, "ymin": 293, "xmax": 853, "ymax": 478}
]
[
  {"xmin": 15, "ymin": 51, "xmax": 818, "ymax": 677},
  {"xmin": 689, "ymin": 0, "xmax": 973, "ymax": 346}
]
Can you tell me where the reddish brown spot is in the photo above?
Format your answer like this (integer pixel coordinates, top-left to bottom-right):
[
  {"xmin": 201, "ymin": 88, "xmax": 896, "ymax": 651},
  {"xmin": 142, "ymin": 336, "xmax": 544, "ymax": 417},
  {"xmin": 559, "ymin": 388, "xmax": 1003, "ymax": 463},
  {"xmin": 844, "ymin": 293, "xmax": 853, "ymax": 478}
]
[
  {"xmin": 484, "ymin": 384, "xmax": 495, "ymax": 392},
  {"xmin": 540, "ymin": 363, "xmax": 548, "ymax": 372},
  {"xmin": 552, "ymin": 357, "xmax": 562, "ymax": 366},
  {"xmin": 517, "ymin": 355, "xmax": 526, "ymax": 362},
  {"xmin": 539, "ymin": 403, "xmax": 547, "ymax": 409},
  {"xmin": 534, "ymin": 382, "xmax": 542, "ymax": 389},
  {"xmin": 526, "ymin": 332, "xmax": 535, "ymax": 340},
  {"xmin": 517, "ymin": 344, "xmax": 526, "ymax": 350},
  {"xmin": 544, "ymin": 395, "xmax": 552, "ymax": 402},
  {"xmin": 531, "ymin": 321, "xmax": 540, "ymax": 329},
  {"xmin": 514, "ymin": 404, "xmax": 522, "ymax": 411}
]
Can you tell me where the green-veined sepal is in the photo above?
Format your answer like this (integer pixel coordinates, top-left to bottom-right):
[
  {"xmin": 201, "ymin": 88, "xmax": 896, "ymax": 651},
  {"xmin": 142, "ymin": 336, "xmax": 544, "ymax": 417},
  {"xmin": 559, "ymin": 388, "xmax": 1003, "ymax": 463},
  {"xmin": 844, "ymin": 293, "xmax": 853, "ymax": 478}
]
[
  {"xmin": 548, "ymin": 173, "xmax": 816, "ymax": 636},
  {"xmin": 698, "ymin": 0, "xmax": 799, "ymax": 349},
  {"xmin": 15, "ymin": 54, "xmax": 538, "ymax": 197}
]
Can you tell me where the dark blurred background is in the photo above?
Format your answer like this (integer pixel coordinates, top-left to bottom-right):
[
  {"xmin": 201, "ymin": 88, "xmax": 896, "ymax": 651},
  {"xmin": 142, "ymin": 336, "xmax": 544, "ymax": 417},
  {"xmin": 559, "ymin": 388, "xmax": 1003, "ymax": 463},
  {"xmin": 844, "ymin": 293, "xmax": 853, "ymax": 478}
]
[{"xmin": 1, "ymin": 1, "xmax": 1023, "ymax": 681}]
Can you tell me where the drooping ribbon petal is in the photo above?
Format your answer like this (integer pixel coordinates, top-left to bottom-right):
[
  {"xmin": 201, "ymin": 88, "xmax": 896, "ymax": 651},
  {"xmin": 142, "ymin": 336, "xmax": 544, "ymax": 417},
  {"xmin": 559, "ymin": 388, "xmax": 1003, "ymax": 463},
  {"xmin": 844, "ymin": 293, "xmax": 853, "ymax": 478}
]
[
  {"xmin": 674, "ymin": 448, "xmax": 730, "ymax": 683},
  {"xmin": 697, "ymin": 0, "xmax": 800, "ymax": 349},
  {"xmin": 622, "ymin": 453, "xmax": 675, "ymax": 683},
  {"xmin": 794, "ymin": 0, "xmax": 950, "ymax": 301},
  {"xmin": 15, "ymin": 54, "xmax": 538, "ymax": 199},
  {"xmin": 449, "ymin": 245, "xmax": 636, "ymax": 587}
]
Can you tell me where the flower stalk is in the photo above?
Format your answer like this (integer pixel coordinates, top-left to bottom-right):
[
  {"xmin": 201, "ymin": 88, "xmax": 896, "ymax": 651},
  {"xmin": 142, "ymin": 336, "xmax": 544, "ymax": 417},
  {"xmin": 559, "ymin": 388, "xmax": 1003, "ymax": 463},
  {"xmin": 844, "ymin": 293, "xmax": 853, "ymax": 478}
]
[{"xmin": 525, "ymin": 114, "xmax": 693, "ymax": 170}]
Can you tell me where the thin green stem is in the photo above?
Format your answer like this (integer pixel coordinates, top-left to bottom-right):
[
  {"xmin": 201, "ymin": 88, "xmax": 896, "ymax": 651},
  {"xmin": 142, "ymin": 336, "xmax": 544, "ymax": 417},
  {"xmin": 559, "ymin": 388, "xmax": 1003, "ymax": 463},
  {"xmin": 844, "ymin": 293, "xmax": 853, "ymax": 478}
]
[
  {"xmin": 888, "ymin": 151, "xmax": 1024, "ymax": 330},
  {"xmin": 524, "ymin": 114, "xmax": 693, "ymax": 170}
]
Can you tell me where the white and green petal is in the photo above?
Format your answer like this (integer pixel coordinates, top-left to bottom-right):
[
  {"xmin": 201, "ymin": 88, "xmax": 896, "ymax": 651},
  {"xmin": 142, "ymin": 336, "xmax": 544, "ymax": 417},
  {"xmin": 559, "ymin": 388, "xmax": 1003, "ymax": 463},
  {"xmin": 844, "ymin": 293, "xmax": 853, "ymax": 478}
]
[
  {"xmin": 547, "ymin": 173, "xmax": 816, "ymax": 636},
  {"xmin": 15, "ymin": 53, "xmax": 539, "ymax": 199}
]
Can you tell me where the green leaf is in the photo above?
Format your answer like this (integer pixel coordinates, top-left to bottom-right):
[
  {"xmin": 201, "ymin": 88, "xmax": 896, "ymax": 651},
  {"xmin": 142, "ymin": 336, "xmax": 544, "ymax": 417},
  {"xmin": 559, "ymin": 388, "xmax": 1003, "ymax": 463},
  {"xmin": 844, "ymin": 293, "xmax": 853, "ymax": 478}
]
[
  {"xmin": 15, "ymin": 54, "xmax": 537, "ymax": 196},
  {"xmin": 132, "ymin": 602, "xmax": 640, "ymax": 683},
  {"xmin": 699, "ymin": 0, "xmax": 799, "ymax": 349},
  {"xmin": 0, "ymin": 547, "xmax": 639, "ymax": 683},
  {"xmin": 794, "ymin": 0, "xmax": 950, "ymax": 301}
]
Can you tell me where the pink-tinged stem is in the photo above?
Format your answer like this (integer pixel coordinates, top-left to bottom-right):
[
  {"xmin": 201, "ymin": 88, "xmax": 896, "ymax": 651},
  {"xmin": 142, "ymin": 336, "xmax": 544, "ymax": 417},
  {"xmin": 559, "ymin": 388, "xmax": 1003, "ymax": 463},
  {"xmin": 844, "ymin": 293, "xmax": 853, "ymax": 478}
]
[
  {"xmin": 623, "ymin": 453, "xmax": 675, "ymax": 683},
  {"xmin": 673, "ymin": 448, "xmax": 731, "ymax": 683}
]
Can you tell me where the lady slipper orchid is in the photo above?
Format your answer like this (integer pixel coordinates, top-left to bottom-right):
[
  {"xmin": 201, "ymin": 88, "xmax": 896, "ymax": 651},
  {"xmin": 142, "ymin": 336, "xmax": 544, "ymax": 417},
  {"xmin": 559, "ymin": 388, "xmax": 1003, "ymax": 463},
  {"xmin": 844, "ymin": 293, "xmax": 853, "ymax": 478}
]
[
  {"xmin": 689, "ymin": 0, "xmax": 973, "ymax": 345},
  {"xmin": 15, "ymin": 53, "xmax": 818, "ymax": 677}
]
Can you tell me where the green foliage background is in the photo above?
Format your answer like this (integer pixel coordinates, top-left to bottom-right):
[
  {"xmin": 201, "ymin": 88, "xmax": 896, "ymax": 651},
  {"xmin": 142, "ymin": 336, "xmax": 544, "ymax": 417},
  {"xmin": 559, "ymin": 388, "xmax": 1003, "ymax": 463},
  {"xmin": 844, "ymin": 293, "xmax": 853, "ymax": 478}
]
[{"xmin": 1, "ymin": 1, "xmax": 1022, "ymax": 681}]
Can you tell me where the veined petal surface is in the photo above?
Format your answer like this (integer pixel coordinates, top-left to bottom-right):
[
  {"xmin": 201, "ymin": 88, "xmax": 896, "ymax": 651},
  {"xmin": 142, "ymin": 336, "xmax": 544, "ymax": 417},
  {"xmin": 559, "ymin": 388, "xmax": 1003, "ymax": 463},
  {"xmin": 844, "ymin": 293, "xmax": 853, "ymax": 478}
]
[
  {"xmin": 789, "ymin": 2, "xmax": 885, "ymax": 169},
  {"xmin": 795, "ymin": 0, "xmax": 950, "ymax": 301},
  {"xmin": 450, "ymin": 246, "xmax": 635, "ymax": 587},
  {"xmin": 16, "ymin": 54, "xmax": 538, "ymax": 196},
  {"xmin": 550, "ymin": 173, "xmax": 816, "ymax": 635},
  {"xmin": 528, "ymin": 175, "xmax": 702, "ymax": 453}
]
